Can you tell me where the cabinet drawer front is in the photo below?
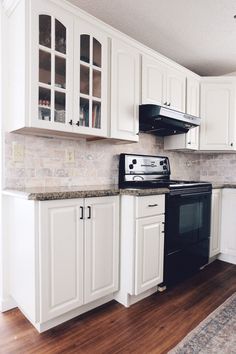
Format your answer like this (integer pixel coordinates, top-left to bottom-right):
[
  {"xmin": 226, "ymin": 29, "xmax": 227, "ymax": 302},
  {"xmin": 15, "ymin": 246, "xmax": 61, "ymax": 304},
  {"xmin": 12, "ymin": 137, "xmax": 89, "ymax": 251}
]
[{"xmin": 136, "ymin": 195, "xmax": 165, "ymax": 218}]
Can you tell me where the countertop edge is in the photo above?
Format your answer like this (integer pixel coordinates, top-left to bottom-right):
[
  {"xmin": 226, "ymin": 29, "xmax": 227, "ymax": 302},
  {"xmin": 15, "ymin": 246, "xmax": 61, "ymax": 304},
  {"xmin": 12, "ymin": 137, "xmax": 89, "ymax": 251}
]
[
  {"xmin": 3, "ymin": 184, "xmax": 236, "ymax": 201},
  {"xmin": 2, "ymin": 187, "xmax": 169, "ymax": 201}
]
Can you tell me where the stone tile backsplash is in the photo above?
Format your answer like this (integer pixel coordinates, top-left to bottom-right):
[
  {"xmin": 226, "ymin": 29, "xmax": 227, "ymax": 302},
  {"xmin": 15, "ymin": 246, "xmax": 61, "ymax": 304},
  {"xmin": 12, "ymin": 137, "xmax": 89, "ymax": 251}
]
[
  {"xmin": 4, "ymin": 132, "xmax": 201, "ymax": 189},
  {"xmin": 5, "ymin": 132, "xmax": 235, "ymax": 189}
]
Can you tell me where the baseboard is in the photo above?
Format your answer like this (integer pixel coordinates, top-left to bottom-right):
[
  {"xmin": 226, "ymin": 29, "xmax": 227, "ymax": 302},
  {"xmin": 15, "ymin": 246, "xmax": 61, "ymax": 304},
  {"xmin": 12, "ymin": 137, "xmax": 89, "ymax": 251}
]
[
  {"xmin": 115, "ymin": 287, "xmax": 157, "ymax": 307},
  {"xmin": 34, "ymin": 294, "xmax": 114, "ymax": 333},
  {"xmin": 218, "ymin": 253, "xmax": 236, "ymax": 265},
  {"xmin": 0, "ymin": 297, "xmax": 17, "ymax": 312}
]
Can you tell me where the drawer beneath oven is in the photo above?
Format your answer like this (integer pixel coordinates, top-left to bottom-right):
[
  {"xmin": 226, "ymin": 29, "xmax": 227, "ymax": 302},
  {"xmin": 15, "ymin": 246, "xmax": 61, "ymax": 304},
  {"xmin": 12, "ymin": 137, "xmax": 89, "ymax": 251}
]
[{"xmin": 136, "ymin": 195, "xmax": 165, "ymax": 218}]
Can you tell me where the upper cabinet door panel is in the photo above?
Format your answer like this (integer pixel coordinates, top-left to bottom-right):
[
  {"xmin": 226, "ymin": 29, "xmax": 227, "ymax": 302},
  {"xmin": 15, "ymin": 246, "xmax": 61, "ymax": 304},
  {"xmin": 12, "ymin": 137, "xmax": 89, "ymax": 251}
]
[
  {"xmin": 73, "ymin": 19, "xmax": 108, "ymax": 137},
  {"xmin": 200, "ymin": 80, "xmax": 236, "ymax": 150},
  {"xmin": 111, "ymin": 39, "xmax": 140, "ymax": 142},
  {"xmin": 186, "ymin": 77, "xmax": 200, "ymax": 150},
  {"xmin": 30, "ymin": 0, "xmax": 74, "ymax": 132},
  {"xmin": 166, "ymin": 68, "xmax": 186, "ymax": 112},
  {"xmin": 142, "ymin": 55, "xmax": 166, "ymax": 105}
]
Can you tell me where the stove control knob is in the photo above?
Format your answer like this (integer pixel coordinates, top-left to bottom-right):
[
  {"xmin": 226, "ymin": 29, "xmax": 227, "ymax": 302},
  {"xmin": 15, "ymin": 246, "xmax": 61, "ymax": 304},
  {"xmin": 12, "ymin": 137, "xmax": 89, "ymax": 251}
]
[
  {"xmin": 163, "ymin": 165, "xmax": 167, "ymax": 170},
  {"xmin": 129, "ymin": 164, "xmax": 134, "ymax": 169},
  {"xmin": 160, "ymin": 161, "xmax": 164, "ymax": 166},
  {"xmin": 132, "ymin": 159, "xmax": 137, "ymax": 164}
]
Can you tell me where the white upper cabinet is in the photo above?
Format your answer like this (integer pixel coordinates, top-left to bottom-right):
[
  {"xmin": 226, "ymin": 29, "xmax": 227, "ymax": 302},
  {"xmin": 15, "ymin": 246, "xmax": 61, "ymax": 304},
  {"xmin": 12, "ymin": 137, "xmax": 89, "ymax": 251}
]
[
  {"xmin": 164, "ymin": 75, "xmax": 200, "ymax": 151},
  {"xmin": 31, "ymin": 0, "xmax": 74, "ymax": 133},
  {"xmin": 186, "ymin": 76, "xmax": 200, "ymax": 150},
  {"xmin": 73, "ymin": 20, "xmax": 108, "ymax": 137},
  {"xmin": 200, "ymin": 78, "xmax": 236, "ymax": 151},
  {"xmin": 6, "ymin": 0, "xmax": 109, "ymax": 139},
  {"xmin": 110, "ymin": 38, "xmax": 140, "ymax": 142},
  {"xmin": 142, "ymin": 55, "xmax": 166, "ymax": 106},
  {"xmin": 142, "ymin": 54, "xmax": 186, "ymax": 111},
  {"xmin": 166, "ymin": 67, "xmax": 186, "ymax": 112}
]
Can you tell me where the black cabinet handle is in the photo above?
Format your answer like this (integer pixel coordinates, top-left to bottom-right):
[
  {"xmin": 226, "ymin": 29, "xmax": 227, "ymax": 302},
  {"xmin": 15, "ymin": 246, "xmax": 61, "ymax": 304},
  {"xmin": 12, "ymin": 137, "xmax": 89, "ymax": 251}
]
[
  {"xmin": 80, "ymin": 206, "xmax": 84, "ymax": 220},
  {"xmin": 69, "ymin": 119, "xmax": 73, "ymax": 125},
  {"xmin": 87, "ymin": 206, "xmax": 91, "ymax": 219},
  {"xmin": 231, "ymin": 142, "xmax": 234, "ymax": 147},
  {"xmin": 188, "ymin": 141, "xmax": 191, "ymax": 145},
  {"xmin": 167, "ymin": 103, "xmax": 171, "ymax": 107},
  {"xmin": 76, "ymin": 121, "xmax": 80, "ymax": 127},
  {"xmin": 148, "ymin": 204, "xmax": 158, "ymax": 207},
  {"xmin": 163, "ymin": 102, "xmax": 167, "ymax": 106}
]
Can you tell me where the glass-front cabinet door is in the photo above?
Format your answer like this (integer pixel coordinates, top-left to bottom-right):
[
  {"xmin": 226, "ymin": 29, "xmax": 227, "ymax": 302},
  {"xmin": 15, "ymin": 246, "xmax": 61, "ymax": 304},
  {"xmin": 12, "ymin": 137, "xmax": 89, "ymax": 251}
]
[
  {"xmin": 74, "ymin": 20, "xmax": 108, "ymax": 137},
  {"xmin": 31, "ymin": 0, "xmax": 73, "ymax": 132}
]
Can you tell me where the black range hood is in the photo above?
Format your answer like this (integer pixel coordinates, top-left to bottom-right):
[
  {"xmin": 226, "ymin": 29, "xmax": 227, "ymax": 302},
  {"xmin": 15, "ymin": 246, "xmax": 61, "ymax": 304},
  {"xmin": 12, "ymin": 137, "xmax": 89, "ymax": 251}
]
[{"xmin": 139, "ymin": 104, "xmax": 201, "ymax": 136}]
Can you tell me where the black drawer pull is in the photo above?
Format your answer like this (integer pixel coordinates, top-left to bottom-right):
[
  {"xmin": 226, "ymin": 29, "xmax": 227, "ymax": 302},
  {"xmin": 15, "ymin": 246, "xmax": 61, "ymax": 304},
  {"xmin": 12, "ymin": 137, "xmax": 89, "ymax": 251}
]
[
  {"xmin": 80, "ymin": 206, "xmax": 84, "ymax": 220},
  {"xmin": 148, "ymin": 204, "xmax": 158, "ymax": 207},
  {"xmin": 87, "ymin": 206, "xmax": 91, "ymax": 219}
]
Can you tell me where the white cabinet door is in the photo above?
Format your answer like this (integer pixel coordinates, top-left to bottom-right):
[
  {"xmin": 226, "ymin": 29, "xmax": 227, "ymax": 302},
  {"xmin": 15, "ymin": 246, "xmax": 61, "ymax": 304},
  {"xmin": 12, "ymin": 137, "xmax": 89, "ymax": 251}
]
[
  {"xmin": 135, "ymin": 215, "xmax": 164, "ymax": 295},
  {"xmin": 84, "ymin": 196, "xmax": 119, "ymax": 304},
  {"xmin": 186, "ymin": 76, "xmax": 200, "ymax": 150},
  {"xmin": 166, "ymin": 68, "xmax": 186, "ymax": 112},
  {"xmin": 73, "ymin": 19, "xmax": 108, "ymax": 137},
  {"xmin": 220, "ymin": 189, "xmax": 236, "ymax": 259},
  {"xmin": 110, "ymin": 38, "xmax": 140, "ymax": 141},
  {"xmin": 200, "ymin": 79, "xmax": 236, "ymax": 151},
  {"xmin": 210, "ymin": 189, "xmax": 222, "ymax": 258},
  {"xmin": 164, "ymin": 76, "xmax": 199, "ymax": 151},
  {"xmin": 142, "ymin": 55, "xmax": 167, "ymax": 105},
  {"xmin": 31, "ymin": 0, "xmax": 74, "ymax": 132},
  {"xmin": 39, "ymin": 199, "xmax": 84, "ymax": 322}
]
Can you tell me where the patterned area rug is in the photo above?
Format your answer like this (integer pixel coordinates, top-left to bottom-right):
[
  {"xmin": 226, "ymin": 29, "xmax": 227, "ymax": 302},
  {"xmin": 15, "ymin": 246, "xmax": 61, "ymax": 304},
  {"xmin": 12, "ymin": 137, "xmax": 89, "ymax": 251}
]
[{"xmin": 169, "ymin": 293, "xmax": 236, "ymax": 354}]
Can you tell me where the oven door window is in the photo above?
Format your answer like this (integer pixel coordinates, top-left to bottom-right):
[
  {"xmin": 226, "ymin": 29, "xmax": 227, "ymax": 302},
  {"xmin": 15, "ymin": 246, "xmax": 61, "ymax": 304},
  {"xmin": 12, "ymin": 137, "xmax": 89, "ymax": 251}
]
[
  {"xmin": 166, "ymin": 193, "xmax": 211, "ymax": 251},
  {"xmin": 179, "ymin": 202, "xmax": 203, "ymax": 235}
]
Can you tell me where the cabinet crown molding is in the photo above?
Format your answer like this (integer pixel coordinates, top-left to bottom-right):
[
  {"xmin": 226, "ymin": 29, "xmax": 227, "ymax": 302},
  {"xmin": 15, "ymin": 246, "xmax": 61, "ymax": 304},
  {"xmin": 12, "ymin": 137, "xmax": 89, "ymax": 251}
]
[{"xmin": 2, "ymin": 0, "xmax": 21, "ymax": 16}]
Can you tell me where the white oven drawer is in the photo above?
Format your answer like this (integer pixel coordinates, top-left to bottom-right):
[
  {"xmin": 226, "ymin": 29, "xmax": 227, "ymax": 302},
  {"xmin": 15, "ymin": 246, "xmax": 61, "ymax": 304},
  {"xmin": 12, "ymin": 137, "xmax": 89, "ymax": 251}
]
[{"xmin": 136, "ymin": 195, "xmax": 165, "ymax": 218}]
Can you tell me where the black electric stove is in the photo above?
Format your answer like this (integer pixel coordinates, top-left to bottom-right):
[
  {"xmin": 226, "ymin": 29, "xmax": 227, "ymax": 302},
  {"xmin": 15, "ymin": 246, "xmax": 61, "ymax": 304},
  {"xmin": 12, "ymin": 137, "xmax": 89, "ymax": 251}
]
[{"xmin": 119, "ymin": 153, "xmax": 212, "ymax": 288}]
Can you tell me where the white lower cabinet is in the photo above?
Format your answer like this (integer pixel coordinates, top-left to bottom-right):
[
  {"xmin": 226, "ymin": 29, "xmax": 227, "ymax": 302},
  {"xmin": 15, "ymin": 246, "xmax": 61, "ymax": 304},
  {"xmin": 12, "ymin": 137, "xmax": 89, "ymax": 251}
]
[
  {"xmin": 84, "ymin": 197, "xmax": 119, "ymax": 303},
  {"xmin": 5, "ymin": 195, "xmax": 119, "ymax": 331},
  {"xmin": 135, "ymin": 215, "xmax": 164, "ymax": 295},
  {"xmin": 220, "ymin": 189, "xmax": 236, "ymax": 264},
  {"xmin": 40, "ymin": 199, "xmax": 84, "ymax": 322},
  {"xmin": 116, "ymin": 194, "xmax": 165, "ymax": 307},
  {"xmin": 209, "ymin": 189, "xmax": 222, "ymax": 258}
]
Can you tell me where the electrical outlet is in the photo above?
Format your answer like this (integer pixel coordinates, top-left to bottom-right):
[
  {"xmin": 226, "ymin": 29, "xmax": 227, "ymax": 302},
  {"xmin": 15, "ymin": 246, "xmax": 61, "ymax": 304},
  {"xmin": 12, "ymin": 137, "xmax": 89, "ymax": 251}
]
[
  {"xmin": 12, "ymin": 142, "xmax": 24, "ymax": 162},
  {"xmin": 65, "ymin": 149, "xmax": 75, "ymax": 163}
]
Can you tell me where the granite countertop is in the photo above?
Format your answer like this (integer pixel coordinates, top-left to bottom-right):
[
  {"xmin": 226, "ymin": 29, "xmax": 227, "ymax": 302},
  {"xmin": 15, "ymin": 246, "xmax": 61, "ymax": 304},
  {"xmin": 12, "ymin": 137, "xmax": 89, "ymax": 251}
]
[
  {"xmin": 212, "ymin": 183, "xmax": 236, "ymax": 189},
  {"xmin": 3, "ymin": 182, "xmax": 236, "ymax": 201},
  {"xmin": 2, "ymin": 185, "xmax": 169, "ymax": 201}
]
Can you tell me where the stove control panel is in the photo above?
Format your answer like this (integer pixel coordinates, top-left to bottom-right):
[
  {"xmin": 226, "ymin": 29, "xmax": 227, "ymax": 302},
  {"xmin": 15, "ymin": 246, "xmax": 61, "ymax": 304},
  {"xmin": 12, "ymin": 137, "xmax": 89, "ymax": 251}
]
[
  {"xmin": 119, "ymin": 154, "xmax": 171, "ymax": 188},
  {"xmin": 123, "ymin": 154, "xmax": 170, "ymax": 175}
]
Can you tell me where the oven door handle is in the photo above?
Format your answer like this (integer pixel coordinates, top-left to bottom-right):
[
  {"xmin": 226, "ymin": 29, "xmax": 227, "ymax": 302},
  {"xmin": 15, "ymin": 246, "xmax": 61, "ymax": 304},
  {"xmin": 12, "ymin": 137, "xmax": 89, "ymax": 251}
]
[{"xmin": 179, "ymin": 191, "xmax": 212, "ymax": 198}]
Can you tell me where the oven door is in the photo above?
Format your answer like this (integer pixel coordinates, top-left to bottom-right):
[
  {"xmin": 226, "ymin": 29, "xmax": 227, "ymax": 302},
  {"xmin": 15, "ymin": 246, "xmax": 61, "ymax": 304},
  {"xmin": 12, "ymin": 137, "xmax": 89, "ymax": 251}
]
[{"xmin": 165, "ymin": 190, "xmax": 211, "ymax": 253}]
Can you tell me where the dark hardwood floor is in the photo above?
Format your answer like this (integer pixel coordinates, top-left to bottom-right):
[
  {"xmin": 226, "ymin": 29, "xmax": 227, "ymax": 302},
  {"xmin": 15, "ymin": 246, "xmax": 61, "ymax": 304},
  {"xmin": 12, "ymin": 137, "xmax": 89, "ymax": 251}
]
[{"xmin": 0, "ymin": 260, "xmax": 236, "ymax": 354}]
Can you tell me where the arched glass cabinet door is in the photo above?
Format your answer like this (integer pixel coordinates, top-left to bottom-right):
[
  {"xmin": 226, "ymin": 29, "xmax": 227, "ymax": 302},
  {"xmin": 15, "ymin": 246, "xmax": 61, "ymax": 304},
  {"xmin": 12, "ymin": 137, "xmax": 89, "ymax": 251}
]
[
  {"xmin": 32, "ymin": 0, "xmax": 73, "ymax": 132},
  {"xmin": 75, "ymin": 22, "xmax": 108, "ymax": 137},
  {"xmin": 38, "ymin": 15, "xmax": 67, "ymax": 125}
]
